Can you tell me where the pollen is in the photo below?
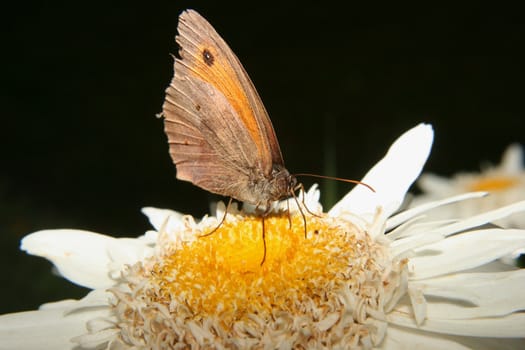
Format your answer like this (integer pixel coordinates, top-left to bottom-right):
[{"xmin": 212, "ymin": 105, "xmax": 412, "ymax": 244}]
[
  {"xmin": 153, "ymin": 215, "xmax": 354, "ymax": 319},
  {"xmin": 468, "ymin": 175, "xmax": 519, "ymax": 192},
  {"xmin": 111, "ymin": 212, "xmax": 406, "ymax": 348}
]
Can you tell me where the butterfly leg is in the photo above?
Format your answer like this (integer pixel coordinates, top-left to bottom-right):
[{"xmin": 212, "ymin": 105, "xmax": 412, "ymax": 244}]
[
  {"xmin": 200, "ymin": 197, "xmax": 233, "ymax": 237},
  {"xmin": 289, "ymin": 186, "xmax": 308, "ymax": 238},
  {"xmin": 260, "ymin": 215, "xmax": 267, "ymax": 266},
  {"xmin": 295, "ymin": 183, "xmax": 322, "ymax": 218},
  {"xmin": 258, "ymin": 202, "xmax": 276, "ymax": 266}
]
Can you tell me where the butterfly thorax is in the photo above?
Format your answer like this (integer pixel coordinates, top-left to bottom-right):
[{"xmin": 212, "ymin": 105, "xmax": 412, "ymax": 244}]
[{"xmin": 245, "ymin": 164, "xmax": 296, "ymax": 207}]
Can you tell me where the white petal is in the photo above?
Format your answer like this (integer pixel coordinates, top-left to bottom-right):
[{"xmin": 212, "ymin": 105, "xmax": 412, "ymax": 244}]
[
  {"xmin": 409, "ymin": 229, "xmax": 525, "ymax": 280},
  {"xmin": 408, "ymin": 286, "xmax": 427, "ymax": 325},
  {"xmin": 292, "ymin": 184, "xmax": 323, "ymax": 214},
  {"xmin": 329, "ymin": 123, "xmax": 433, "ymax": 221},
  {"xmin": 390, "ymin": 231, "xmax": 445, "ymax": 259},
  {"xmin": 106, "ymin": 238, "xmax": 154, "ymax": 280},
  {"xmin": 40, "ymin": 289, "xmax": 113, "ymax": 312},
  {"xmin": 423, "ymin": 299, "xmax": 524, "ymax": 321},
  {"xmin": 0, "ymin": 298, "xmax": 111, "ymax": 350},
  {"xmin": 380, "ymin": 325, "xmax": 472, "ymax": 350},
  {"xmin": 21, "ymin": 230, "xmax": 150, "ymax": 289},
  {"xmin": 141, "ymin": 206, "xmax": 184, "ymax": 232},
  {"xmin": 389, "ymin": 209, "xmax": 506, "ymax": 258},
  {"xmin": 73, "ymin": 328, "xmax": 120, "ymax": 349},
  {"xmin": 271, "ymin": 184, "xmax": 323, "ymax": 214},
  {"xmin": 21, "ymin": 230, "xmax": 117, "ymax": 289},
  {"xmin": 388, "ymin": 309, "xmax": 525, "ymax": 337},
  {"xmin": 501, "ymin": 143, "xmax": 523, "ymax": 174},
  {"xmin": 426, "ymin": 200, "xmax": 525, "ymax": 237},
  {"xmin": 383, "ymin": 325, "xmax": 525, "ymax": 349},
  {"xmin": 386, "ymin": 192, "xmax": 487, "ymax": 231},
  {"xmin": 316, "ymin": 312, "xmax": 340, "ymax": 331},
  {"xmin": 388, "ymin": 218, "xmax": 456, "ymax": 241},
  {"xmin": 413, "ymin": 269, "xmax": 525, "ymax": 318}
]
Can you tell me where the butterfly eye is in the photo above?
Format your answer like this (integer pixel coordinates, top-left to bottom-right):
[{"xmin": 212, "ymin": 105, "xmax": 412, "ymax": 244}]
[{"xmin": 202, "ymin": 48, "xmax": 215, "ymax": 66}]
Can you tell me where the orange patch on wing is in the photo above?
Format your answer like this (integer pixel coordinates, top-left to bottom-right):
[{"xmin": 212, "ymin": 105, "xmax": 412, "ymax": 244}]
[{"xmin": 192, "ymin": 43, "xmax": 264, "ymax": 155}]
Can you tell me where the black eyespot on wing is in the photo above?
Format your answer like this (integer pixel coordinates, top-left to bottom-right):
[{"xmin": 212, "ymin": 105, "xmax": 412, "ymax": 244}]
[{"xmin": 202, "ymin": 48, "xmax": 214, "ymax": 66}]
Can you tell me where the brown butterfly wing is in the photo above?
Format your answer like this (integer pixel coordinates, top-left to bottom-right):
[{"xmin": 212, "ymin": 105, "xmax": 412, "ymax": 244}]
[
  {"xmin": 162, "ymin": 10, "xmax": 287, "ymax": 204},
  {"xmin": 172, "ymin": 10, "xmax": 283, "ymax": 168},
  {"xmin": 164, "ymin": 76, "xmax": 266, "ymax": 204}
]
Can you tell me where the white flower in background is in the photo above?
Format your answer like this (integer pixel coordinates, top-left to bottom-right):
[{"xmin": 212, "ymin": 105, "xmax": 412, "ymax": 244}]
[
  {"xmin": 1, "ymin": 124, "xmax": 525, "ymax": 350},
  {"xmin": 413, "ymin": 144, "xmax": 525, "ymax": 228}
]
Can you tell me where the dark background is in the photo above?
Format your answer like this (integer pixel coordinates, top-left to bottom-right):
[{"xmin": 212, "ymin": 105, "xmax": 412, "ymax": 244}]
[{"xmin": 2, "ymin": 2, "xmax": 523, "ymax": 313}]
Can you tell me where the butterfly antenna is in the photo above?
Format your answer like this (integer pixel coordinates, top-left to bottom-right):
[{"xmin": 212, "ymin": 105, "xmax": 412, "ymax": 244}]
[{"xmin": 294, "ymin": 174, "xmax": 376, "ymax": 192}]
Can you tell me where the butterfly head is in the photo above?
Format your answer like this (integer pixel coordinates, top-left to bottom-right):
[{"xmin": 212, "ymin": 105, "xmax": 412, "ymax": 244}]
[{"xmin": 266, "ymin": 164, "xmax": 298, "ymax": 202}]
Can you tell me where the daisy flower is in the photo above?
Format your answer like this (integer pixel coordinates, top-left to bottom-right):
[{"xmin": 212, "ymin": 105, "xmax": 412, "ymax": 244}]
[
  {"xmin": 412, "ymin": 143, "xmax": 525, "ymax": 228},
  {"xmin": 1, "ymin": 124, "xmax": 524, "ymax": 349}
]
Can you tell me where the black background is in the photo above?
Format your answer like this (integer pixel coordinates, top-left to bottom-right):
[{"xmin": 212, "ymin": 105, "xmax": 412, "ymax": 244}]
[{"xmin": 2, "ymin": 1, "xmax": 523, "ymax": 313}]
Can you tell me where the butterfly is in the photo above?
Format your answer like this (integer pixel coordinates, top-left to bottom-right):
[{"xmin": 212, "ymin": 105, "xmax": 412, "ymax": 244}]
[{"xmin": 162, "ymin": 10, "xmax": 297, "ymax": 215}]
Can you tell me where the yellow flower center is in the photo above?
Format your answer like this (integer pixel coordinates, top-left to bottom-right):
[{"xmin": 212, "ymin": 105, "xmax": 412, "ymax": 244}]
[
  {"xmin": 112, "ymin": 212, "xmax": 405, "ymax": 348},
  {"xmin": 152, "ymin": 214, "xmax": 355, "ymax": 323},
  {"xmin": 468, "ymin": 175, "xmax": 519, "ymax": 192}
]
